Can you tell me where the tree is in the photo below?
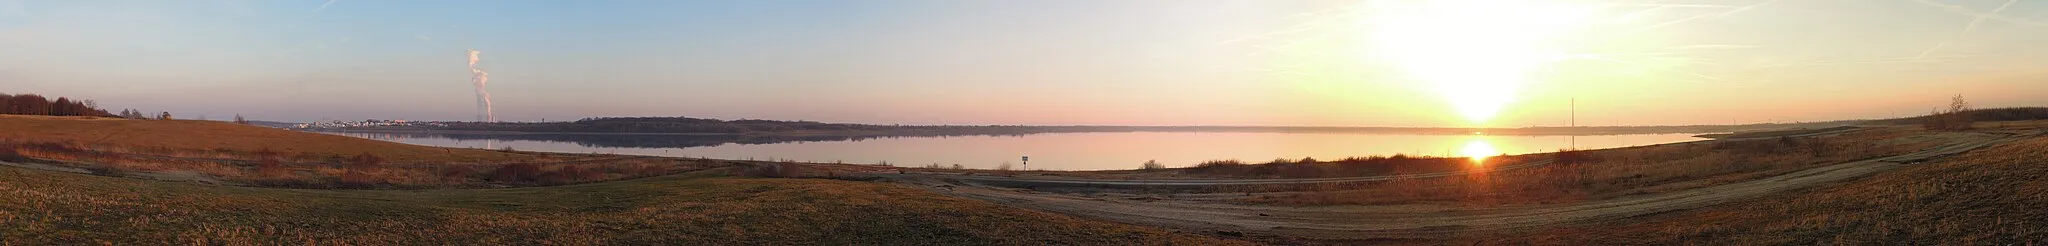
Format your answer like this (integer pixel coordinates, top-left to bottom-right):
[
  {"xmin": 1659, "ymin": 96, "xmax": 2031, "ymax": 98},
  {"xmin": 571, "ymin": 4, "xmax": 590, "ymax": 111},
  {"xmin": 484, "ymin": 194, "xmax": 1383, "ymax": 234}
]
[
  {"xmin": 51, "ymin": 97, "xmax": 73, "ymax": 116},
  {"xmin": 1925, "ymin": 95, "xmax": 1975, "ymax": 131},
  {"xmin": 1141, "ymin": 160, "xmax": 1166, "ymax": 170},
  {"xmin": 1948, "ymin": 94, "xmax": 1973, "ymax": 129},
  {"xmin": 234, "ymin": 114, "xmax": 248, "ymax": 124},
  {"xmin": 9, "ymin": 94, "xmax": 48, "ymax": 115},
  {"xmin": 157, "ymin": 112, "xmax": 172, "ymax": 120}
]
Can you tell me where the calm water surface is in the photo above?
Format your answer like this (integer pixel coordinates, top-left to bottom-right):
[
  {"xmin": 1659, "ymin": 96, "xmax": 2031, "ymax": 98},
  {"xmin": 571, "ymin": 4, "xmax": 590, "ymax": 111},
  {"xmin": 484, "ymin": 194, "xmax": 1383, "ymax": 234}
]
[{"xmin": 332, "ymin": 132, "xmax": 1701, "ymax": 171}]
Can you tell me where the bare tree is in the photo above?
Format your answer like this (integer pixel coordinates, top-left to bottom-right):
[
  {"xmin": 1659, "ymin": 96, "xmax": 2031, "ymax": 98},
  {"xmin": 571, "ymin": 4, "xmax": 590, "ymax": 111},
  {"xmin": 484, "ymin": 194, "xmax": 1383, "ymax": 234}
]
[
  {"xmin": 1141, "ymin": 160, "xmax": 1166, "ymax": 170},
  {"xmin": 1924, "ymin": 94, "xmax": 1975, "ymax": 131},
  {"xmin": 235, "ymin": 114, "xmax": 249, "ymax": 124},
  {"xmin": 1948, "ymin": 94, "xmax": 1973, "ymax": 130}
]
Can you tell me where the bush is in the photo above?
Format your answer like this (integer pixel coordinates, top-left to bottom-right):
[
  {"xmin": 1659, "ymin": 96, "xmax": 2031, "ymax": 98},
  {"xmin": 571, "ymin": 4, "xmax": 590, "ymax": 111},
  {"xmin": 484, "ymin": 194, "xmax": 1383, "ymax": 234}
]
[
  {"xmin": 339, "ymin": 152, "xmax": 386, "ymax": 185},
  {"xmin": 490, "ymin": 163, "xmax": 543, "ymax": 182},
  {"xmin": 348, "ymin": 153, "xmax": 384, "ymax": 169},
  {"xmin": 1141, "ymin": 160, "xmax": 1165, "ymax": 170},
  {"xmin": 439, "ymin": 166, "xmax": 477, "ymax": 179},
  {"xmin": 1925, "ymin": 95, "xmax": 1975, "ymax": 130},
  {"xmin": 739, "ymin": 163, "xmax": 801, "ymax": 178},
  {"xmin": 0, "ymin": 143, "xmax": 27, "ymax": 163},
  {"xmin": 1555, "ymin": 149, "xmax": 1597, "ymax": 164},
  {"xmin": 255, "ymin": 156, "xmax": 287, "ymax": 177},
  {"xmin": 539, "ymin": 165, "xmax": 589, "ymax": 184},
  {"xmin": 253, "ymin": 148, "xmax": 287, "ymax": 177}
]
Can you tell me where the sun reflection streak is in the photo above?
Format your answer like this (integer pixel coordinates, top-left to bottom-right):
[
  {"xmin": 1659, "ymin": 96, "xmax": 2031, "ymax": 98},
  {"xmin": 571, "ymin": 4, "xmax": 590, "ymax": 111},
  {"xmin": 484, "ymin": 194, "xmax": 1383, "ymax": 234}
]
[{"xmin": 1459, "ymin": 136, "xmax": 1501, "ymax": 164}]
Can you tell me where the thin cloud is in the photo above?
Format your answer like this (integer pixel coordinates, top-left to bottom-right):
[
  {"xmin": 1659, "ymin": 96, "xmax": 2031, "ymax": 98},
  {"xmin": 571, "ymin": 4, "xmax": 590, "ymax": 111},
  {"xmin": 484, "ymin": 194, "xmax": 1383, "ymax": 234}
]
[
  {"xmin": 312, "ymin": 0, "xmax": 338, "ymax": 14},
  {"xmin": 1904, "ymin": 0, "xmax": 2048, "ymax": 27}
]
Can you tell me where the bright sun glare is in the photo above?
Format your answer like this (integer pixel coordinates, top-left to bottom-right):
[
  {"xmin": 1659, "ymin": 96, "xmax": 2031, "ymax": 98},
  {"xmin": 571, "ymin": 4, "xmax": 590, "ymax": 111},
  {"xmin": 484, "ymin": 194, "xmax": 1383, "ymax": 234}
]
[
  {"xmin": 1370, "ymin": 0, "xmax": 1591, "ymax": 124},
  {"xmin": 1459, "ymin": 138, "xmax": 1500, "ymax": 163}
]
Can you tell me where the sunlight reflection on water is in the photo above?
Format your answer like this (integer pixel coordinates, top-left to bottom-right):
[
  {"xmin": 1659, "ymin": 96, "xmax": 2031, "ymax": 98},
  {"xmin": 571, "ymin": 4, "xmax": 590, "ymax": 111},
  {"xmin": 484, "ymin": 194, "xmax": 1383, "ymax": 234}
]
[{"xmin": 329, "ymin": 131, "xmax": 1699, "ymax": 171}]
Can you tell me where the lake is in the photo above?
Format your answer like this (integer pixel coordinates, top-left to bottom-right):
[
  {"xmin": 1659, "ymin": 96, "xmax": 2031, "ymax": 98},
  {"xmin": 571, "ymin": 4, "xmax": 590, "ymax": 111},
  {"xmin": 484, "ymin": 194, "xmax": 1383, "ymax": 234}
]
[{"xmin": 328, "ymin": 131, "xmax": 1702, "ymax": 171}]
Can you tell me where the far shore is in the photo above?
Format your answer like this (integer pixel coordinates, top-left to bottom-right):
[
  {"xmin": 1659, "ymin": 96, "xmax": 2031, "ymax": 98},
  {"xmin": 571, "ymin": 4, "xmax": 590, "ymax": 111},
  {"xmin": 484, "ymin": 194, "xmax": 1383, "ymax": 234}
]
[{"xmin": 307, "ymin": 123, "xmax": 1852, "ymax": 137}]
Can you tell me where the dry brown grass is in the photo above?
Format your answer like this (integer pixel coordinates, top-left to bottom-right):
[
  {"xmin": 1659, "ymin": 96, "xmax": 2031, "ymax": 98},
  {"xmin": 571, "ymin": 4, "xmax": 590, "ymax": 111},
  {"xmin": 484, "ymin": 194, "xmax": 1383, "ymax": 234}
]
[
  {"xmin": 1237, "ymin": 128, "xmax": 1936, "ymax": 206},
  {"xmin": 0, "ymin": 115, "xmax": 522, "ymax": 162},
  {"xmin": 0, "ymin": 166, "xmax": 1248, "ymax": 245},
  {"xmin": 0, "ymin": 115, "xmax": 724, "ymax": 188},
  {"xmin": 1459, "ymin": 135, "xmax": 2048, "ymax": 245}
]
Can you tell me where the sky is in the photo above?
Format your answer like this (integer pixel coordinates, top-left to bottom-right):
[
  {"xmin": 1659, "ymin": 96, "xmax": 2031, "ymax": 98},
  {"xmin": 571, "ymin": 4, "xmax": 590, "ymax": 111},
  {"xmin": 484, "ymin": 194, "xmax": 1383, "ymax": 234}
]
[{"xmin": 0, "ymin": 0, "xmax": 2044, "ymax": 127}]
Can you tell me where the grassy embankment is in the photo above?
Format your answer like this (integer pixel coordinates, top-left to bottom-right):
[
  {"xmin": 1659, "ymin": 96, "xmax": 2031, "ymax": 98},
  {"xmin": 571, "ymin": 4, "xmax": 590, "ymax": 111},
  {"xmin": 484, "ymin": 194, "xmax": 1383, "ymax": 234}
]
[
  {"xmin": 0, "ymin": 166, "xmax": 1244, "ymax": 245},
  {"xmin": 0, "ymin": 115, "xmax": 714, "ymax": 188},
  {"xmin": 0, "ymin": 115, "xmax": 1245, "ymax": 244},
  {"xmin": 1466, "ymin": 133, "xmax": 2048, "ymax": 244},
  {"xmin": 1233, "ymin": 126, "xmax": 1943, "ymax": 206}
]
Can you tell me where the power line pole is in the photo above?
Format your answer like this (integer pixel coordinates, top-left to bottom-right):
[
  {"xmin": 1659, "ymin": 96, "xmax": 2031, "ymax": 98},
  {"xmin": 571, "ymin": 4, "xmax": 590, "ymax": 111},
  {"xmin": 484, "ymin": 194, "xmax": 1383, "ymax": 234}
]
[{"xmin": 1571, "ymin": 97, "xmax": 1577, "ymax": 150}]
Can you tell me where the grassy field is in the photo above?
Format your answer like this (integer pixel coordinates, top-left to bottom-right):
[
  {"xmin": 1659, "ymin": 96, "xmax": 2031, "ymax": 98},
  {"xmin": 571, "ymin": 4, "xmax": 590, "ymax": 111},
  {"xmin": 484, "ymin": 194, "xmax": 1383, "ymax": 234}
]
[
  {"xmin": 0, "ymin": 165, "xmax": 1246, "ymax": 245},
  {"xmin": 1234, "ymin": 127, "xmax": 1940, "ymax": 206},
  {"xmin": 0, "ymin": 115, "xmax": 725, "ymax": 188},
  {"xmin": 1459, "ymin": 134, "xmax": 2048, "ymax": 244},
  {"xmin": 0, "ymin": 115, "xmax": 522, "ymax": 163}
]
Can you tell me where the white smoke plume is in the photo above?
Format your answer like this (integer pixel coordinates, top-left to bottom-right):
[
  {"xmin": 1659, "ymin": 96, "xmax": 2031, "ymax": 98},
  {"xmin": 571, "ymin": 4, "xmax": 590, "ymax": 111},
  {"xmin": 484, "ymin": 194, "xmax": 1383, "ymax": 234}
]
[{"xmin": 467, "ymin": 49, "xmax": 495, "ymax": 122}]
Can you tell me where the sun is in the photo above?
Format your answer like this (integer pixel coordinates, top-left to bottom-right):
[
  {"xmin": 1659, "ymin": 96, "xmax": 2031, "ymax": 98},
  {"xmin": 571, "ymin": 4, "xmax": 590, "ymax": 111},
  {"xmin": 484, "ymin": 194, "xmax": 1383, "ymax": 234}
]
[
  {"xmin": 1368, "ymin": 0, "xmax": 1592, "ymax": 124},
  {"xmin": 1459, "ymin": 138, "xmax": 1500, "ymax": 163}
]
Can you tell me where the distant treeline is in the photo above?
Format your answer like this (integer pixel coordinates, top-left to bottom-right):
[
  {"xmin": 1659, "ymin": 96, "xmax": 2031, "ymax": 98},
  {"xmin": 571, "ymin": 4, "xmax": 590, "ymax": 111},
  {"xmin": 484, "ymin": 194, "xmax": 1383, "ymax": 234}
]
[
  {"xmin": 349, "ymin": 116, "xmax": 1097, "ymax": 135},
  {"xmin": 331, "ymin": 131, "xmax": 1024, "ymax": 149},
  {"xmin": 329, "ymin": 107, "xmax": 2048, "ymax": 137},
  {"xmin": 0, "ymin": 93, "xmax": 113, "ymax": 117},
  {"xmin": 338, "ymin": 115, "xmax": 1843, "ymax": 136},
  {"xmin": 1864, "ymin": 107, "xmax": 2048, "ymax": 125}
]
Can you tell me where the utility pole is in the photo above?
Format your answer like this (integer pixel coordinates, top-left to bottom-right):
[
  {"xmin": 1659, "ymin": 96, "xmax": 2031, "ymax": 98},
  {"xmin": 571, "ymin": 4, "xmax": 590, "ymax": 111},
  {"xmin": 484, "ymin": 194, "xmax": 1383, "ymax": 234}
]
[{"xmin": 1571, "ymin": 97, "xmax": 1577, "ymax": 150}]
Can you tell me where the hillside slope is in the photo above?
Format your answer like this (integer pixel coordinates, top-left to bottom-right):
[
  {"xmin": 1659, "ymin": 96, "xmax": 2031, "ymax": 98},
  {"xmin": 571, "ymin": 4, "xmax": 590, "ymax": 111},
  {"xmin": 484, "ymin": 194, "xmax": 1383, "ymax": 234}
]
[
  {"xmin": 0, "ymin": 166, "xmax": 1246, "ymax": 245},
  {"xmin": 0, "ymin": 115, "xmax": 521, "ymax": 162},
  {"xmin": 1468, "ymin": 135, "xmax": 2048, "ymax": 244}
]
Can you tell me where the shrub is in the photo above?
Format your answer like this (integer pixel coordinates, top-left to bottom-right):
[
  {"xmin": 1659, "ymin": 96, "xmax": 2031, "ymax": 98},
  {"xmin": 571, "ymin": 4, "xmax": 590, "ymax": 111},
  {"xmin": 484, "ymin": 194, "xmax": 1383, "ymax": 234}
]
[
  {"xmin": 1555, "ymin": 149, "xmax": 1597, "ymax": 164},
  {"xmin": 255, "ymin": 156, "xmax": 287, "ymax": 177},
  {"xmin": 996, "ymin": 162, "xmax": 1013, "ymax": 171},
  {"xmin": 490, "ymin": 163, "xmax": 543, "ymax": 182},
  {"xmin": 1186, "ymin": 159, "xmax": 1250, "ymax": 175},
  {"xmin": 349, "ymin": 152, "xmax": 384, "ymax": 169},
  {"xmin": 1141, "ymin": 160, "xmax": 1165, "ymax": 170},
  {"xmin": 0, "ymin": 143, "xmax": 27, "ymax": 163},
  {"xmin": 739, "ymin": 163, "xmax": 801, "ymax": 178},
  {"xmin": 1925, "ymin": 95, "xmax": 1976, "ymax": 130},
  {"xmin": 253, "ymin": 148, "xmax": 287, "ymax": 177},
  {"xmin": 439, "ymin": 166, "xmax": 477, "ymax": 179},
  {"xmin": 540, "ymin": 165, "xmax": 588, "ymax": 184}
]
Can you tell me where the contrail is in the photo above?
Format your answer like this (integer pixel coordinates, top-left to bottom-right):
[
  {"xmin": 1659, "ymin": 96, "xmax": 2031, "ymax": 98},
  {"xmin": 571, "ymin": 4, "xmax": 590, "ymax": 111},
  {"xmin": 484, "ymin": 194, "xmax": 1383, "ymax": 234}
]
[
  {"xmin": 1904, "ymin": 0, "xmax": 2048, "ymax": 26},
  {"xmin": 1918, "ymin": 0, "xmax": 2021, "ymax": 58},
  {"xmin": 312, "ymin": 0, "xmax": 338, "ymax": 14},
  {"xmin": 467, "ymin": 49, "xmax": 495, "ymax": 122}
]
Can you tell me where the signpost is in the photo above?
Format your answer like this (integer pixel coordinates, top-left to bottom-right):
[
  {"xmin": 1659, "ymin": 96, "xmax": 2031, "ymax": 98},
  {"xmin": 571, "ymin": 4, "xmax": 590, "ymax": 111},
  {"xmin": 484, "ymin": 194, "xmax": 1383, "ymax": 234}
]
[{"xmin": 1021, "ymin": 155, "xmax": 1029, "ymax": 171}]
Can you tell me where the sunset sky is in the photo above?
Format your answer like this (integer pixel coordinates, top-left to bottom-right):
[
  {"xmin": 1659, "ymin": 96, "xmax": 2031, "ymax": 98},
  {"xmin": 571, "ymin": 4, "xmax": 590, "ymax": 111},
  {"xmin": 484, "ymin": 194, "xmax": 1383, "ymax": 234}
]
[{"xmin": 2, "ymin": 0, "xmax": 2045, "ymax": 127}]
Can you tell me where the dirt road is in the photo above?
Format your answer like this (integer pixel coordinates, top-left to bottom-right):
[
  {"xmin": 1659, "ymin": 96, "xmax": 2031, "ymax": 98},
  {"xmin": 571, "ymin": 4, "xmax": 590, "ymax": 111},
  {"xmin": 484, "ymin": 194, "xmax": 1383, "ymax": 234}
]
[{"xmin": 894, "ymin": 130, "xmax": 2039, "ymax": 239}]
